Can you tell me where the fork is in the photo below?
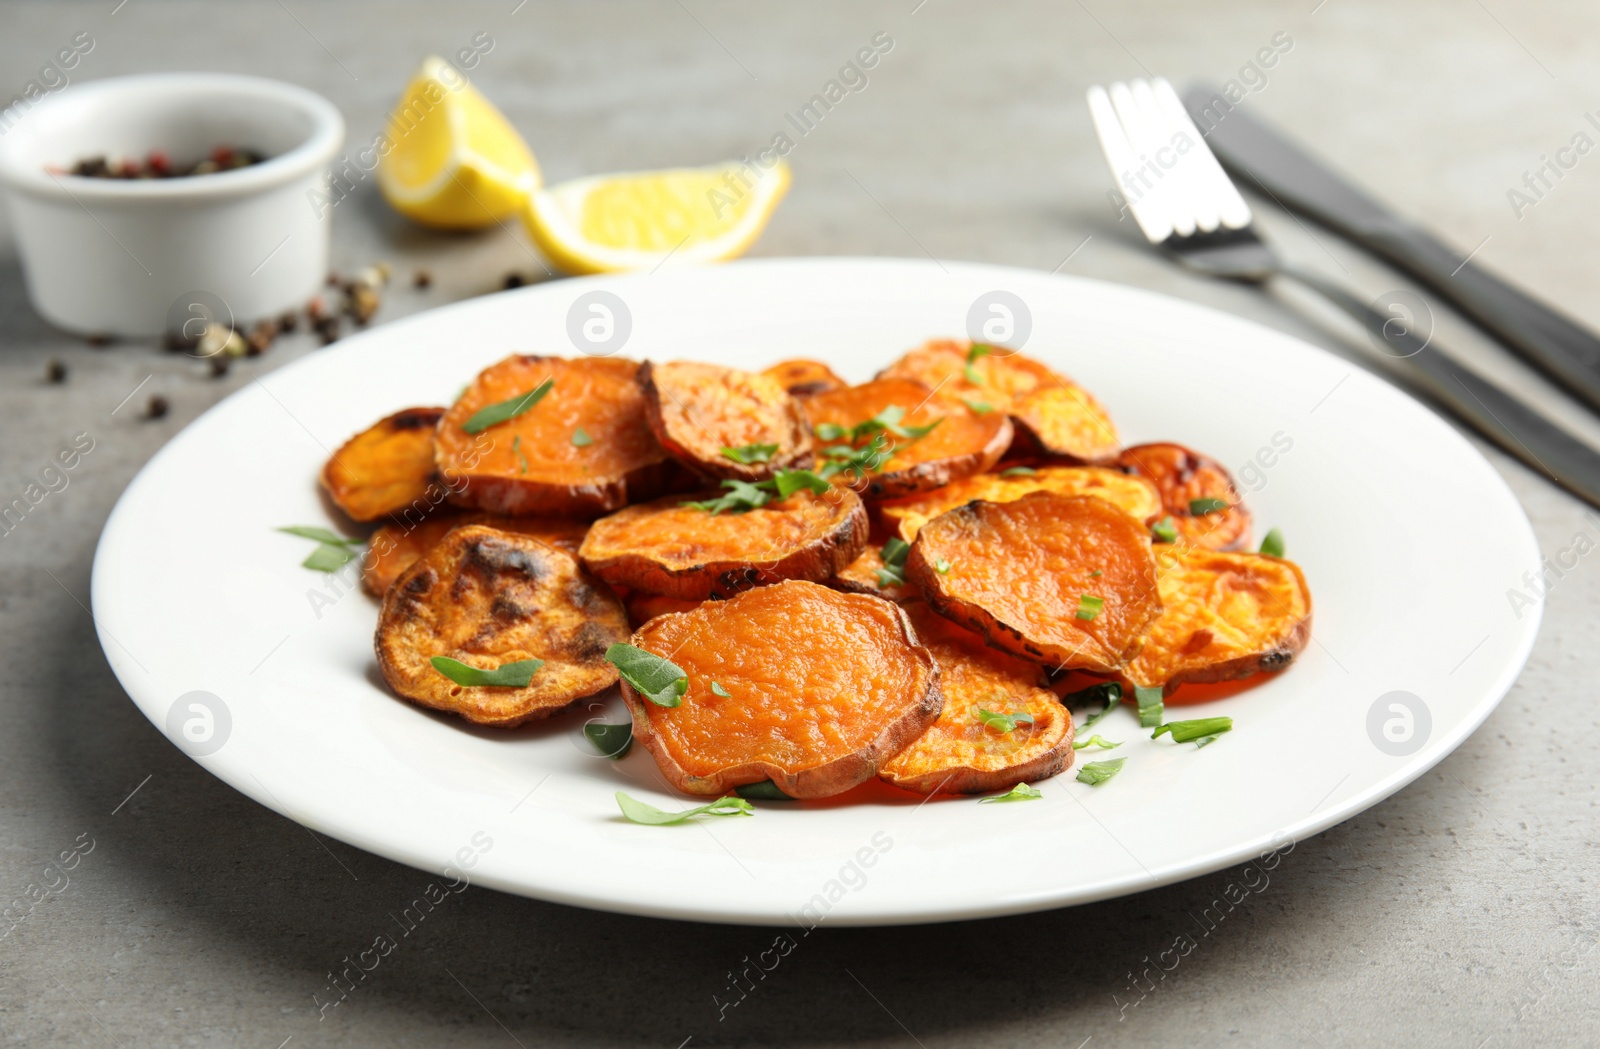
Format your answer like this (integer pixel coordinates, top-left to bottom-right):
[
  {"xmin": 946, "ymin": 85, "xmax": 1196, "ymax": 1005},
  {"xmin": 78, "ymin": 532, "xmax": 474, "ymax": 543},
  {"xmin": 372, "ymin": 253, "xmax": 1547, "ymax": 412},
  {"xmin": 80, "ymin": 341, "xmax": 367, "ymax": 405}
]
[{"xmin": 1087, "ymin": 77, "xmax": 1600, "ymax": 509}]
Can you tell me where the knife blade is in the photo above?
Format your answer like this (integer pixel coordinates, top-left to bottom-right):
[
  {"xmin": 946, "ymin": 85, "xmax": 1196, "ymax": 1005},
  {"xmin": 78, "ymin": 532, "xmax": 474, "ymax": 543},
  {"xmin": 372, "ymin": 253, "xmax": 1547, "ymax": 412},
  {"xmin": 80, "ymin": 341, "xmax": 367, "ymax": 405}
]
[{"xmin": 1182, "ymin": 84, "xmax": 1600, "ymax": 415}]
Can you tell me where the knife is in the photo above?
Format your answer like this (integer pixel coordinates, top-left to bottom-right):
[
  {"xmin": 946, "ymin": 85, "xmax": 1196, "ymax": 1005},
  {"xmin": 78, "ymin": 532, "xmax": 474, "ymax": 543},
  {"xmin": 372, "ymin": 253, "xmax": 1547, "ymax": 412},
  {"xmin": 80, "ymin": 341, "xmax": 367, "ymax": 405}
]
[{"xmin": 1182, "ymin": 83, "xmax": 1600, "ymax": 415}]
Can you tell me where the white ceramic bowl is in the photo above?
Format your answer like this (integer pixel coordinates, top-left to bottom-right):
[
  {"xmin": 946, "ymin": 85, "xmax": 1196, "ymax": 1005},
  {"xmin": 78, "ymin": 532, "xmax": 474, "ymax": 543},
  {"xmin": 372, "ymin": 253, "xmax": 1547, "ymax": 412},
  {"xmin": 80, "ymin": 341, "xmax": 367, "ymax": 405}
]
[{"xmin": 0, "ymin": 73, "xmax": 343, "ymax": 335}]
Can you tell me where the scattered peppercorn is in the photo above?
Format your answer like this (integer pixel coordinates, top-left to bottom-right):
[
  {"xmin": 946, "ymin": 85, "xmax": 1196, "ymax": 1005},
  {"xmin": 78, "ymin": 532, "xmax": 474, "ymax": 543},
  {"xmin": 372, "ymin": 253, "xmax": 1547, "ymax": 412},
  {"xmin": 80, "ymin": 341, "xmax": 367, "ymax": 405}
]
[
  {"xmin": 413, "ymin": 269, "xmax": 433, "ymax": 289},
  {"xmin": 245, "ymin": 319, "xmax": 279, "ymax": 356},
  {"xmin": 86, "ymin": 333, "xmax": 112, "ymax": 348},
  {"xmin": 208, "ymin": 356, "xmax": 231, "ymax": 378},
  {"xmin": 277, "ymin": 310, "xmax": 299, "ymax": 333},
  {"xmin": 145, "ymin": 394, "xmax": 169, "ymax": 419},
  {"xmin": 504, "ymin": 272, "xmax": 525, "ymax": 290},
  {"xmin": 45, "ymin": 359, "xmax": 68, "ymax": 384}
]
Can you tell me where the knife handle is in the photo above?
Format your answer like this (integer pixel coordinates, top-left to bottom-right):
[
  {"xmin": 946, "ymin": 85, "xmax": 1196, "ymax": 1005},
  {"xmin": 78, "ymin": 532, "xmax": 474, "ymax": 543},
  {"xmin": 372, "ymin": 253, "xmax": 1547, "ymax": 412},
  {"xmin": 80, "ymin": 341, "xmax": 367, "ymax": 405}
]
[
  {"xmin": 1281, "ymin": 263, "xmax": 1600, "ymax": 509},
  {"xmin": 1354, "ymin": 225, "xmax": 1600, "ymax": 414}
]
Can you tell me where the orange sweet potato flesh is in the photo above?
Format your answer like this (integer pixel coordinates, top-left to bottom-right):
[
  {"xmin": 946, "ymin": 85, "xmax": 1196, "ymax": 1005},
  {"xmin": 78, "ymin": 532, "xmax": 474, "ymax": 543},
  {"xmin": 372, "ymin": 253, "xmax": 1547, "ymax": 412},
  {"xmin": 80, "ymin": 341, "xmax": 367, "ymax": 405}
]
[
  {"xmin": 1120, "ymin": 545, "xmax": 1312, "ymax": 695},
  {"xmin": 1115, "ymin": 442, "xmax": 1252, "ymax": 551},
  {"xmin": 879, "ymin": 603, "xmax": 1074, "ymax": 794},
  {"xmin": 760, "ymin": 358, "xmax": 848, "ymax": 397},
  {"xmin": 877, "ymin": 340, "xmax": 1119, "ymax": 462},
  {"xmin": 435, "ymin": 355, "xmax": 667, "ymax": 518},
  {"xmin": 322, "ymin": 407, "xmax": 445, "ymax": 522},
  {"xmin": 375, "ymin": 525, "xmax": 629, "ymax": 726},
  {"xmin": 622, "ymin": 580, "xmax": 942, "ymax": 798},
  {"xmin": 879, "ymin": 466, "xmax": 1162, "ymax": 542},
  {"xmin": 801, "ymin": 378, "xmax": 1012, "ymax": 499},
  {"xmin": 827, "ymin": 541, "xmax": 918, "ymax": 603},
  {"xmin": 579, "ymin": 487, "xmax": 868, "ymax": 600},
  {"xmin": 362, "ymin": 514, "xmax": 590, "ymax": 596},
  {"xmin": 907, "ymin": 492, "xmax": 1162, "ymax": 673},
  {"xmin": 639, "ymin": 361, "xmax": 813, "ymax": 481}
]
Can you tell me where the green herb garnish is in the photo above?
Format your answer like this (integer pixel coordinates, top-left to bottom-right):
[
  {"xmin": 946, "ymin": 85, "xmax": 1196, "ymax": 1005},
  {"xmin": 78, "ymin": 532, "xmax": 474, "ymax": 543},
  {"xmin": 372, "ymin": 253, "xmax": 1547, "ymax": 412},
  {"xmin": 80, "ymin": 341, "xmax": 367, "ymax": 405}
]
[
  {"xmin": 977, "ymin": 708, "xmax": 1036, "ymax": 734},
  {"xmin": 964, "ymin": 400, "xmax": 994, "ymax": 414},
  {"xmin": 876, "ymin": 537, "xmax": 911, "ymax": 587},
  {"xmin": 1090, "ymin": 569, "xmax": 1103, "ymax": 577},
  {"xmin": 964, "ymin": 343, "xmax": 993, "ymax": 385},
  {"xmin": 1073, "ymin": 735, "xmax": 1121, "ymax": 750},
  {"xmin": 461, "ymin": 378, "xmax": 554, "ymax": 434},
  {"xmin": 615, "ymin": 791, "xmax": 754, "ymax": 825},
  {"xmin": 280, "ymin": 526, "xmax": 362, "ymax": 573},
  {"xmin": 1189, "ymin": 496, "xmax": 1229, "ymax": 515},
  {"xmin": 1064, "ymin": 681, "xmax": 1122, "ymax": 728},
  {"xmin": 571, "ymin": 426, "xmax": 593, "ymax": 448},
  {"xmin": 735, "ymin": 780, "xmax": 795, "ymax": 801},
  {"xmin": 430, "ymin": 656, "xmax": 544, "ymax": 688},
  {"xmin": 979, "ymin": 781, "xmax": 1042, "ymax": 803},
  {"xmin": 683, "ymin": 469, "xmax": 831, "ymax": 514},
  {"xmin": 1075, "ymin": 594, "xmax": 1105, "ymax": 621},
  {"xmin": 1000, "ymin": 466, "xmax": 1036, "ymax": 477},
  {"xmin": 1076, "ymin": 757, "xmax": 1126, "ymax": 786},
  {"xmin": 721, "ymin": 442, "xmax": 779, "ymax": 465},
  {"xmin": 1152, "ymin": 717, "xmax": 1234, "ymax": 744},
  {"xmin": 1259, "ymin": 528, "xmax": 1285, "ymax": 558},
  {"xmin": 818, "ymin": 432, "xmax": 893, "ymax": 481},
  {"xmin": 1151, "ymin": 516, "xmax": 1178, "ymax": 543},
  {"xmin": 1135, "ymin": 685, "xmax": 1165, "ymax": 728},
  {"xmin": 933, "ymin": 557, "xmax": 953, "ymax": 575},
  {"xmin": 512, "ymin": 434, "xmax": 529, "ymax": 474},
  {"xmin": 604, "ymin": 643, "xmax": 688, "ymax": 707},
  {"xmin": 710, "ymin": 681, "xmax": 732, "ymax": 698},
  {"xmin": 583, "ymin": 721, "xmax": 633, "ymax": 759}
]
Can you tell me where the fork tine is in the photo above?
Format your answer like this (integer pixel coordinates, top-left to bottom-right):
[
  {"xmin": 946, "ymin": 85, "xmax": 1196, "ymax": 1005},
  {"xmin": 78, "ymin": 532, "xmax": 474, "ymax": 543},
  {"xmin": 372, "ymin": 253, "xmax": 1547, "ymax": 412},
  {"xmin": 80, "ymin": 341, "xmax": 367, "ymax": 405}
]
[
  {"xmin": 1152, "ymin": 78, "xmax": 1252, "ymax": 229},
  {"xmin": 1129, "ymin": 79, "xmax": 1209, "ymax": 235},
  {"xmin": 1128, "ymin": 78, "xmax": 1219, "ymax": 233},
  {"xmin": 1109, "ymin": 81, "xmax": 1195, "ymax": 238},
  {"xmin": 1086, "ymin": 84, "xmax": 1173, "ymax": 243}
]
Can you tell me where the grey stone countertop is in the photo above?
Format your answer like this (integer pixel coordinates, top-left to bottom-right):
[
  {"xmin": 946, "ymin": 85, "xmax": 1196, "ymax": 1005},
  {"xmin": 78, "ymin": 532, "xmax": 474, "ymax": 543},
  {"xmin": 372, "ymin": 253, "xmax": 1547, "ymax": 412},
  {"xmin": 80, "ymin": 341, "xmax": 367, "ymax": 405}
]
[{"xmin": 2, "ymin": 1, "xmax": 1597, "ymax": 1046}]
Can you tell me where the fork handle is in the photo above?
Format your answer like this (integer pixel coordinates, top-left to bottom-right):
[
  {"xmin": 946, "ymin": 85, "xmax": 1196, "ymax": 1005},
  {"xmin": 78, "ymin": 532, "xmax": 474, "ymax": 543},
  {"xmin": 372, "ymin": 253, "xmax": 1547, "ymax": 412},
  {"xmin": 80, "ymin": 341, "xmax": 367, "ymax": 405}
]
[{"xmin": 1279, "ymin": 265, "xmax": 1600, "ymax": 509}]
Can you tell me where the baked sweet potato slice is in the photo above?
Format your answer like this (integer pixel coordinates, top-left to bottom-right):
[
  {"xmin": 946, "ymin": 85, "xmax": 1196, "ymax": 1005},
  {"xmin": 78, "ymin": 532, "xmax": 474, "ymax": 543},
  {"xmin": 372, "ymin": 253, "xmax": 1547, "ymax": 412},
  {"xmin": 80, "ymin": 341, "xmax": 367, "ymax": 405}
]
[
  {"xmin": 801, "ymin": 378, "xmax": 1012, "ymax": 499},
  {"xmin": 625, "ymin": 591, "xmax": 703, "ymax": 629},
  {"xmin": 879, "ymin": 603, "xmax": 1074, "ymax": 794},
  {"xmin": 762, "ymin": 358, "xmax": 848, "ymax": 397},
  {"xmin": 362, "ymin": 514, "xmax": 590, "ymax": 596},
  {"xmin": 639, "ymin": 360, "xmax": 813, "ymax": 482},
  {"xmin": 827, "ymin": 540, "xmax": 918, "ymax": 603},
  {"xmin": 1115, "ymin": 442, "xmax": 1252, "ymax": 551},
  {"xmin": 435, "ymin": 355, "xmax": 667, "ymax": 518},
  {"xmin": 1120, "ymin": 545, "xmax": 1312, "ymax": 695},
  {"xmin": 907, "ymin": 492, "xmax": 1162, "ymax": 673},
  {"xmin": 579, "ymin": 487, "xmax": 868, "ymax": 600},
  {"xmin": 321, "ymin": 407, "xmax": 445, "ymax": 522},
  {"xmin": 876, "ymin": 340, "xmax": 1118, "ymax": 462},
  {"xmin": 375, "ymin": 525, "xmax": 628, "ymax": 726},
  {"xmin": 621, "ymin": 580, "xmax": 941, "ymax": 798},
  {"xmin": 879, "ymin": 466, "xmax": 1162, "ymax": 541}
]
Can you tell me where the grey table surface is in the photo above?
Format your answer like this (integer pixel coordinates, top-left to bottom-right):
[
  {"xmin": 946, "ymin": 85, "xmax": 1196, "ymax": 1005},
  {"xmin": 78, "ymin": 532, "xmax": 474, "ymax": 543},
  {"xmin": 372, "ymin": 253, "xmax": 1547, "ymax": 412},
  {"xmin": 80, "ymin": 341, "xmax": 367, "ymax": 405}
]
[{"xmin": 3, "ymin": 1, "xmax": 1598, "ymax": 1046}]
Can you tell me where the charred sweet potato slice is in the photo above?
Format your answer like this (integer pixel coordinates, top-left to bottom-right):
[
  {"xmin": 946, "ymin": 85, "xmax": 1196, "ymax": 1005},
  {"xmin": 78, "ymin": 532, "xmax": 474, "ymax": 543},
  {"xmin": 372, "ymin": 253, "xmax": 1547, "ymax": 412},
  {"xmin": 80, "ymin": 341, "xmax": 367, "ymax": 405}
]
[
  {"xmin": 362, "ymin": 514, "xmax": 590, "ymax": 596},
  {"xmin": 827, "ymin": 540, "xmax": 918, "ymax": 603},
  {"xmin": 879, "ymin": 466, "xmax": 1162, "ymax": 542},
  {"xmin": 907, "ymin": 492, "xmax": 1162, "ymax": 673},
  {"xmin": 760, "ymin": 358, "xmax": 848, "ymax": 397},
  {"xmin": 625, "ymin": 592, "xmax": 703, "ymax": 629},
  {"xmin": 1115, "ymin": 443, "xmax": 1252, "ymax": 551},
  {"xmin": 879, "ymin": 604, "xmax": 1073, "ymax": 794},
  {"xmin": 375, "ymin": 525, "xmax": 628, "ymax": 726},
  {"xmin": 876, "ymin": 340, "xmax": 1119, "ymax": 462},
  {"xmin": 639, "ymin": 361, "xmax": 813, "ymax": 481},
  {"xmin": 622, "ymin": 580, "xmax": 941, "ymax": 798},
  {"xmin": 579, "ymin": 487, "xmax": 868, "ymax": 600},
  {"xmin": 435, "ymin": 355, "xmax": 667, "ymax": 518},
  {"xmin": 801, "ymin": 378, "xmax": 1012, "ymax": 499},
  {"xmin": 1120, "ymin": 545, "xmax": 1312, "ymax": 695},
  {"xmin": 321, "ymin": 407, "xmax": 445, "ymax": 522}
]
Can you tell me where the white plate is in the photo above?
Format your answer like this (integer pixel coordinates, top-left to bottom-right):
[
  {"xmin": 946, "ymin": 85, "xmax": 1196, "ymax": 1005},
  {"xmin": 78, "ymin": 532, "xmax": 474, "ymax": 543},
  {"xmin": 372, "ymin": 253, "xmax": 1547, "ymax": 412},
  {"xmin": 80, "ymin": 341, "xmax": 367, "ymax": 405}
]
[{"xmin": 92, "ymin": 258, "xmax": 1541, "ymax": 926}]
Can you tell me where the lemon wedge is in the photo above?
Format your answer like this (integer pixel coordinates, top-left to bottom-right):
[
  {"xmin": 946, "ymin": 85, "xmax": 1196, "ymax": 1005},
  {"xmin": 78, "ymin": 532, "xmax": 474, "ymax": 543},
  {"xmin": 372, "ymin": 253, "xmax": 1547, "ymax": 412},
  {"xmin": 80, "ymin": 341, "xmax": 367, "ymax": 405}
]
[
  {"xmin": 522, "ymin": 160, "xmax": 791, "ymax": 275},
  {"xmin": 376, "ymin": 57, "xmax": 540, "ymax": 229}
]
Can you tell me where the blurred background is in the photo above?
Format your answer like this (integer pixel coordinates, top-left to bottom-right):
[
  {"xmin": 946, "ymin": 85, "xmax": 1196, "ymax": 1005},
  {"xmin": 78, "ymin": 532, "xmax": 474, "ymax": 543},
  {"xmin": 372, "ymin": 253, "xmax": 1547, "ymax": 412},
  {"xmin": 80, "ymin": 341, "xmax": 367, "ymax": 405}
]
[{"xmin": 2, "ymin": 2, "xmax": 1597, "ymax": 1046}]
